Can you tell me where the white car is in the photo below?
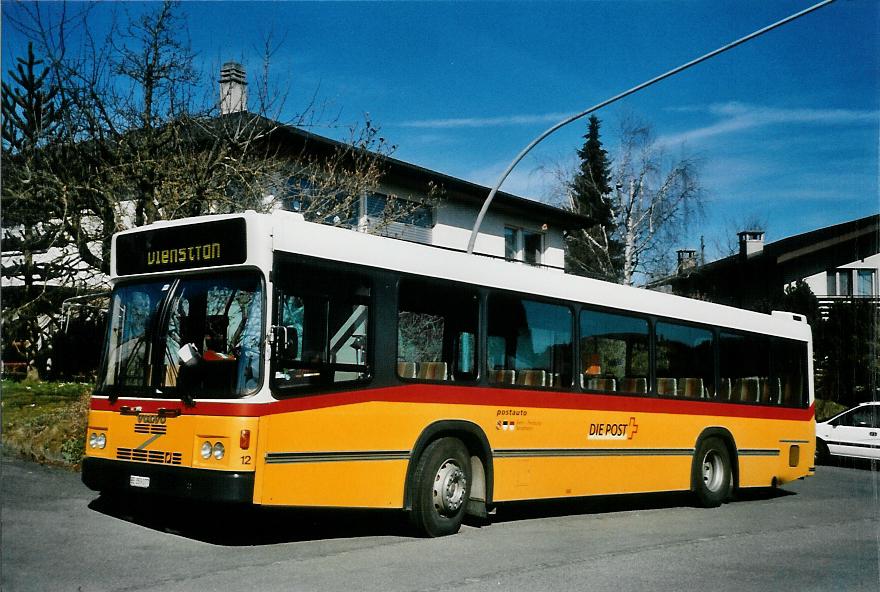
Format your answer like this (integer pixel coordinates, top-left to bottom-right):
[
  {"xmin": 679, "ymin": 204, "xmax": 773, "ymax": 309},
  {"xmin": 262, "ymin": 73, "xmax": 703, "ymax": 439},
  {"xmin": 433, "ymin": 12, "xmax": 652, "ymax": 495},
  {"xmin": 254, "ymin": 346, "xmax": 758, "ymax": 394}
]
[{"xmin": 816, "ymin": 402, "xmax": 880, "ymax": 462}]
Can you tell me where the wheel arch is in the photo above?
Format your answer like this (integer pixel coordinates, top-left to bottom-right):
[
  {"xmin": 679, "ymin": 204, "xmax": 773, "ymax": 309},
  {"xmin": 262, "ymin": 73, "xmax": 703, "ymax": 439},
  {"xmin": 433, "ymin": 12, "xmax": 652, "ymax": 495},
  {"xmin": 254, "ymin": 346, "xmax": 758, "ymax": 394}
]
[
  {"xmin": 404, "ymin": 420, "xmax": 494, "ymax": 514},
  {"xmin": 692, "ymin": 427, "xmax": 739, "ymax": 491}
]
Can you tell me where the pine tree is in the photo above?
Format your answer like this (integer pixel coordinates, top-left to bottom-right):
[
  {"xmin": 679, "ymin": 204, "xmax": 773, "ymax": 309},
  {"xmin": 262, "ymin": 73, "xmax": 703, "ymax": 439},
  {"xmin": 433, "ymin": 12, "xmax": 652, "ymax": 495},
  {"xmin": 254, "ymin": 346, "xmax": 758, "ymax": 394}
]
[
  {"xmin": 565, "ymin": 115, "xmax": 622, "ymax": 281},
  {"xmin": 1, "ymin": 42, "xmax": 69, "ymax": 377},
  {"xmin": 572, "ymin": 115, "xmax": 613, "ymax": 224},
  {"xmin": 1, "ymin": 43, "xmax": 62, "ymax": 154}
]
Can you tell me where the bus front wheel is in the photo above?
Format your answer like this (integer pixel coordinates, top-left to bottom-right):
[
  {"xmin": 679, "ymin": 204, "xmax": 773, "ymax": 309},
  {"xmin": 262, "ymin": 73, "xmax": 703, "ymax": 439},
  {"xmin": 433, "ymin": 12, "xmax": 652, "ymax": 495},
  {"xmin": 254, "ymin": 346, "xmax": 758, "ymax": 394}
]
[
  {"xmin": 409, "ymin": 437, "xmax": 471, "ymax": 537},
  {"xmin": 693, "ymin": 437, "xmax": 732, "ymax": 508}
]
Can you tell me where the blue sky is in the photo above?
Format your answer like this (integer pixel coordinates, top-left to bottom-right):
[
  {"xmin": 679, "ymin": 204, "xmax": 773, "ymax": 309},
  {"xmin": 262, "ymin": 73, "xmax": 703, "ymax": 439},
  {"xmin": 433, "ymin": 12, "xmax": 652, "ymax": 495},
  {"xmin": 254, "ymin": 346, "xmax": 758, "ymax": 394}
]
[{"xmin": 3, "ymin": 0, "xmax": 877, "ymax": 260}]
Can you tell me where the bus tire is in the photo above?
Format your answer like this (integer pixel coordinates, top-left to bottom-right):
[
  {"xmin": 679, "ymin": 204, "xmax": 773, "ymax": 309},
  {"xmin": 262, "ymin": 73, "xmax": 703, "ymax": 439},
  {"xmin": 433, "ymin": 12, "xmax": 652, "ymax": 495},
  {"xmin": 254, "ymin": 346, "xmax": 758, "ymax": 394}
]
[
  {"xmin": 693, "ymin": 437, "xmax": 732, "ymax": 508},
  {"xmin": 408, "ymin": 437, "xmax": 471, "ymax": 537}
]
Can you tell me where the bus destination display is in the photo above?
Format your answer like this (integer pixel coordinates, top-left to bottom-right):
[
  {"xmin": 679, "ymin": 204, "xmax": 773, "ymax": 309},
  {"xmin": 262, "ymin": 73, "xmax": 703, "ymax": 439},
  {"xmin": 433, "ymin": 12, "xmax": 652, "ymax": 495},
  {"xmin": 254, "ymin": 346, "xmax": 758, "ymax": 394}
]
[{"xmin": 115, "ymin": 218, "xmax": 247, "ymax": 275}]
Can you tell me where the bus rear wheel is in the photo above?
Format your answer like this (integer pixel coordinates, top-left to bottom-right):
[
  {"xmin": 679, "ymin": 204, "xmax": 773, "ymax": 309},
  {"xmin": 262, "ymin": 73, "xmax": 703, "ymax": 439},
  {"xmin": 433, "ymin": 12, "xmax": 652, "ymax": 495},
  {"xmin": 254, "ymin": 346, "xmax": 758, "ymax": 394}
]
[
  {"xmin": 409, "ymin": 437, "xmax": 471, "ymax": 537},
  {"xmin": 693, "ymin": 437, "xmax": 732, "ymax": 508}
]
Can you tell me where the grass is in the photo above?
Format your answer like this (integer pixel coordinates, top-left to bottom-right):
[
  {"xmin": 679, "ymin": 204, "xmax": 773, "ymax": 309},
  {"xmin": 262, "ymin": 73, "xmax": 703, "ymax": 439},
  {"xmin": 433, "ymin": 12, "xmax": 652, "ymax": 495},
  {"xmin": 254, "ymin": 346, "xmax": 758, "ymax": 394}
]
[{"xmin": 1, "ymin": 379, "xmax": 92, "ymax": 467}]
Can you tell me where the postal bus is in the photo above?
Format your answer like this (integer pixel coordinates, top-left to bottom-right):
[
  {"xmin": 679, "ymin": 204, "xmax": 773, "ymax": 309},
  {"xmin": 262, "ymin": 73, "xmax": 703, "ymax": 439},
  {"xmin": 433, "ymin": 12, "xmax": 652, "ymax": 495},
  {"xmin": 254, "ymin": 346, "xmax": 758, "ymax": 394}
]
[{"xmin": 82, "ymin": 210, "xmax": 815, "ymax": 536}]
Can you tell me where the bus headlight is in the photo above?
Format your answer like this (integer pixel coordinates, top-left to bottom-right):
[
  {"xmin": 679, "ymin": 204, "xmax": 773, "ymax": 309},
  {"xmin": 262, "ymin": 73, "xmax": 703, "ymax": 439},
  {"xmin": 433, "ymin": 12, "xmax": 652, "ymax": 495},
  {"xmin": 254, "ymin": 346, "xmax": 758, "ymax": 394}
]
[
  {"xmin": 212, "ymin": 442, "xmax": 225, "ymax": 460},
  {"xmin": 89, "ymin": 432, "xmax": 107, "ymax": 449},
  {"xmin": 200, "ymin": 441, "xmax": 213, "ymax": 460}
]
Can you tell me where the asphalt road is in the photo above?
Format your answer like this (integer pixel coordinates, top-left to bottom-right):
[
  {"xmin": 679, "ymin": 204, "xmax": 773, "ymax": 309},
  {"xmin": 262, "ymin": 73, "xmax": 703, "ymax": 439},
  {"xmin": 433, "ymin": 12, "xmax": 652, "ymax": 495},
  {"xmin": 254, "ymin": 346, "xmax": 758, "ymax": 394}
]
[{"xmin": 2, "ymin": 455, "xmax": 878, "ymax": 592}]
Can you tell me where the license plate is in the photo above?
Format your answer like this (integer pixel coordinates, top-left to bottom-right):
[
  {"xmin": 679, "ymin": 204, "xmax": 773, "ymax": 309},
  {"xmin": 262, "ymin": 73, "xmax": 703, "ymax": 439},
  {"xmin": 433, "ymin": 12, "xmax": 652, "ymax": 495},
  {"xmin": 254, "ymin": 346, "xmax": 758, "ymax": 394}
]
[{"xmin": 129, "ymin": 475, "xmax": 150, "ymax": 488}]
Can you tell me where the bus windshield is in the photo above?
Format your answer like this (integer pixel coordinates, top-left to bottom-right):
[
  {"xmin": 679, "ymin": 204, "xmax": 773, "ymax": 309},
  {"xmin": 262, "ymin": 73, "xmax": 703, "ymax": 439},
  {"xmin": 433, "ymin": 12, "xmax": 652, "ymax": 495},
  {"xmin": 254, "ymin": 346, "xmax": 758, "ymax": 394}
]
[{"xmin": 97, "ymin": 271, "xmax": 264, "ymax": 400}]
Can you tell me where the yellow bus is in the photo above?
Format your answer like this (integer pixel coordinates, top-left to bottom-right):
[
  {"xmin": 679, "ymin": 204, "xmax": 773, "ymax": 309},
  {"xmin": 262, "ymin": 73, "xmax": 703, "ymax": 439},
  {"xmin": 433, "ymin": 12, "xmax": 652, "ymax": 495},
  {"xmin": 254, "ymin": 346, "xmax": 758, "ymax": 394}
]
[{"xmin": 82, "ymin": 211, "xmax": 815, "ymax": 536}]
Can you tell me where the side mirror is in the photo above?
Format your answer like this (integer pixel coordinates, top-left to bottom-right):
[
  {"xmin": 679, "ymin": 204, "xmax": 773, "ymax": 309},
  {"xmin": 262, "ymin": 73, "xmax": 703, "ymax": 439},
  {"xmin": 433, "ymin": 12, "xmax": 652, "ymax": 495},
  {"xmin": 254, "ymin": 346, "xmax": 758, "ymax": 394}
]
[{"xmin": 177, "ymin": 343, "xmax": 201, "ymax": 367}]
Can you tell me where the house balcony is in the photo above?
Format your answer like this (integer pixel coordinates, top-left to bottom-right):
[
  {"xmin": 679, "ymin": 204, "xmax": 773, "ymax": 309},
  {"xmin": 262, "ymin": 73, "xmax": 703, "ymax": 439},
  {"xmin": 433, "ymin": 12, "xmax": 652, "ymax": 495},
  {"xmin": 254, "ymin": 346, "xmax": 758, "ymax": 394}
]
[{"xmin": 817, "ymin": 296, "xmax": 880, "ymax": 320}]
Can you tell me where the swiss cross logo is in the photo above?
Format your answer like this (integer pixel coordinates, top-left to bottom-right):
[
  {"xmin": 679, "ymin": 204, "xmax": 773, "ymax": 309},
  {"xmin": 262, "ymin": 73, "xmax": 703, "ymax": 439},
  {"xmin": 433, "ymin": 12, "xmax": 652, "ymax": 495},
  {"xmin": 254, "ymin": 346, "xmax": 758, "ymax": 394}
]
[{"xmin": 627, "ymin": 417, "xmax": 639, "ymax": 439}]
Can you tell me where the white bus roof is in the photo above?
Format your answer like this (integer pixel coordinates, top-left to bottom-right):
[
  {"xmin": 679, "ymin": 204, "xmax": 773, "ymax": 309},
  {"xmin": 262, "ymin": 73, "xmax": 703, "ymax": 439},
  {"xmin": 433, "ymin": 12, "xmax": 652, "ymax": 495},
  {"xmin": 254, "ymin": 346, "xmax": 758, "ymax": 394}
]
[
  {"xmin": 113, "ymin": 211, "xmax": 812, "ymax": 342},
  {"xmin": 269, "ymin": 211, "xmax": 810, "ymax": 342}
]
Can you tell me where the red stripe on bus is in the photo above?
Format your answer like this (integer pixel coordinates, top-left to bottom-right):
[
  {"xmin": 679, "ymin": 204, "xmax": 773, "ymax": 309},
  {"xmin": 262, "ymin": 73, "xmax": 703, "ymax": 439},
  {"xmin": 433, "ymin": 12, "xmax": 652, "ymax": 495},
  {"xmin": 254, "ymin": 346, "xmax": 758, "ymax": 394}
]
[{"xmin": 90, "ymin": 385, "xmax": 815, "ymax": 421}]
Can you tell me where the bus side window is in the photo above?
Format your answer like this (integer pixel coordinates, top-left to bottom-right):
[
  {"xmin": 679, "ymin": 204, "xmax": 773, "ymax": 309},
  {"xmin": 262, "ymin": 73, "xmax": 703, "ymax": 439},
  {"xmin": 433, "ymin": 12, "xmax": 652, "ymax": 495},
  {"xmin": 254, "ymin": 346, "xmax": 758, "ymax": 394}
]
[
  {"xmin": 272, "ymin": 264, "xmax": 371, "ymax": 391},
  {"xmin": 580, "ymin": 309, "xmax": 649, "ymax": 395},
  {"xmin": 771, "ymin": 337, "xmax": 807, "ymax": 408},
  {"xmin": 397, "ymin": 279, "xmax": 478, "ymax": 382},
  {"xmin": 720, "ymin": 331, "xmax": 770, "ymax": 404},
  {"xmin": 654, "ymin": 321, "xmax": 714, "ymax": 399},
  {"xmin": 487, "ymin": 295, "xmax": 572, "ymax": 389}
]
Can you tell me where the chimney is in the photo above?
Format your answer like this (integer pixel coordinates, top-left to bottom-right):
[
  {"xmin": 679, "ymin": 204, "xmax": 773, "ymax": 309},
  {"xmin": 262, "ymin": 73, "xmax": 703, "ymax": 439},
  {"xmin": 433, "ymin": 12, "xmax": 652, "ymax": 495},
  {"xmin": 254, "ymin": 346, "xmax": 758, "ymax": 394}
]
[
  {"xmin": 677, "ymin": 249, "xmax": 698, "ymax": 274},
  {"xmin": 737, "ymin": 230, "xmax": 765, "ymax": 259},
  {"xmin": 220, "ymin": 62, "xmax": 247, "ymax": 115}
]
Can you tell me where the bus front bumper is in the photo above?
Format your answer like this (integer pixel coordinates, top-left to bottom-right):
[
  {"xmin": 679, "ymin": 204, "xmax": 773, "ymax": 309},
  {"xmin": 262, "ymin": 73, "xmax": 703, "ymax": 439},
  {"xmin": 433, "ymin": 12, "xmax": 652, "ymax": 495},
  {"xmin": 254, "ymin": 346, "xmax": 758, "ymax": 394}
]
[{"xmin": 82, "ymin": 457, "xmax": 255, "ymax": 504}]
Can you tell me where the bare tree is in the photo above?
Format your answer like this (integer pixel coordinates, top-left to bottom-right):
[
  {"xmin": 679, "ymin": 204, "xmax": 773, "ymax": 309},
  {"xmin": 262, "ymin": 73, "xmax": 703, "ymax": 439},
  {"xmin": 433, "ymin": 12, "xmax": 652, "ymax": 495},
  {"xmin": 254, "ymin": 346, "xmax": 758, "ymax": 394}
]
[
  {"xmin": 610, "ymin": 119, "xmax": 703, "ymax": 286},
  {"xmin": 546, "ymin": 116, "xmax": 703, "ymax": 286},
  {"xmin": 270, "ymin": 118, "xmax": 443, "ymax": 231},
  {"xmin": 2, "ymin": 1, "xmax": 439, "ymax": 377},
  {"xmin": 6, "ymin": 2, "xmax": 434, "ymax": 271}
]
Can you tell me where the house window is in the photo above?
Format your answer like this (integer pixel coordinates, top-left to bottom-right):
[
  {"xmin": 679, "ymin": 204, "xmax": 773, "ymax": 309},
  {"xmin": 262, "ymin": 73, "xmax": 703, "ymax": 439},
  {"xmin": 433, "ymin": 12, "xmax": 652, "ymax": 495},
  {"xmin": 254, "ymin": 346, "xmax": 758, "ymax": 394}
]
[
  {"xmin": 364, "ymin": 193, "xmax": 434, "ymax": 228},
  {"xmin": 857, "ymin": 270, "xmax": 875, "ymax": 297},
  {"xmin": 826, "ymin": 269, "xmax": 855, "ymax": 297},
  {"xmin": 504, "ymin": 227, "xmax": 517, "ymax": 261},
  {"xmin": 523, "ymin": 231, "xmax": 543, "ymax": 265},
  {"xmin": 504, "ymin": 227, "xmax": 544, "ymax": 265},
  {"xmin": 283, "ymin": 178, "xmax": 357, "ymax": 226},
  {"xmin": 283, "ymin": 178, "xmax": 314, "ymax": 212},
  {"xmin": 826, "ymin": 271, "xmax": 836, "ymax": 296},
  {"xmin": 839, "ymin": 271, "xmax": 852, "ymax": 296},
  {"xmin": 365, "ymin": 193, "xmax": 387, "ymax": 217}
]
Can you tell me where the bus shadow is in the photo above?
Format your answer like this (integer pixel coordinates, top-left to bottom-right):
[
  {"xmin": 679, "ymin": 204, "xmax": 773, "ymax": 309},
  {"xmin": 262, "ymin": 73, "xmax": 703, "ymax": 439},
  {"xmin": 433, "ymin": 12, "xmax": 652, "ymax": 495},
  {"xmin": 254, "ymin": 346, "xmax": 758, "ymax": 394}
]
[
  {"xmin": 88, "ymin": 494, "xmax": 411, "ymax": 545},
  {"xmin": 88, "ymin": 487, "xmax": 796, "ymax": 545},
  {"xmin": 492, "ymin": 488, "xmax": 794, "ymax": 524},
  {"xmin": 729, "ymin": 487, "xmax": 796, "ymax": 502},
  {"xmin": 818, "ymin": 456, "xmax": 879, "ymax": 471}
]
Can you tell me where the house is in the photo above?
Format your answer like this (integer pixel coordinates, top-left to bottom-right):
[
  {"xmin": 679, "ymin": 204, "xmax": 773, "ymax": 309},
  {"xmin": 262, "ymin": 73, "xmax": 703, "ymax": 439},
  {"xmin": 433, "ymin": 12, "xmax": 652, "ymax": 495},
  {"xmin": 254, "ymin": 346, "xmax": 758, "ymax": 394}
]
[
  {"xmin": 649, "ymin": 214, "xmax": 879, "ymax": 404},
  {"xmin": 650, "ymin": 214, "xmax": 879, "ymax": 315},
  {"xmin": 217, "ymin": 62, "xmax": 588, "ymax": 269},
  {"xmin": 2, "ymin": 63, "xmax": 587, "ymax": 295},
  {"xmin": 0, "ymin": 62, "xmax": 588, "ymax": 379}
]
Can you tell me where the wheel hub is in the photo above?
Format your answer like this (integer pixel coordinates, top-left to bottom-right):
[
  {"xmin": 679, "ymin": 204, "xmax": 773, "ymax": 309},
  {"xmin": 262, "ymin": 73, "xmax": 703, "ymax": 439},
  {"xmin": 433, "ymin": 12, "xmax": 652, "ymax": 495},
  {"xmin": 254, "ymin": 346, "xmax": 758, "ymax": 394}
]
[
  {"xmin": 702, "ymin": 450, "xmax": 724, "ymax": 492},
  {"xmin": 433, "ymin": 459, "xmax": 467, "ymax": 516}
]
